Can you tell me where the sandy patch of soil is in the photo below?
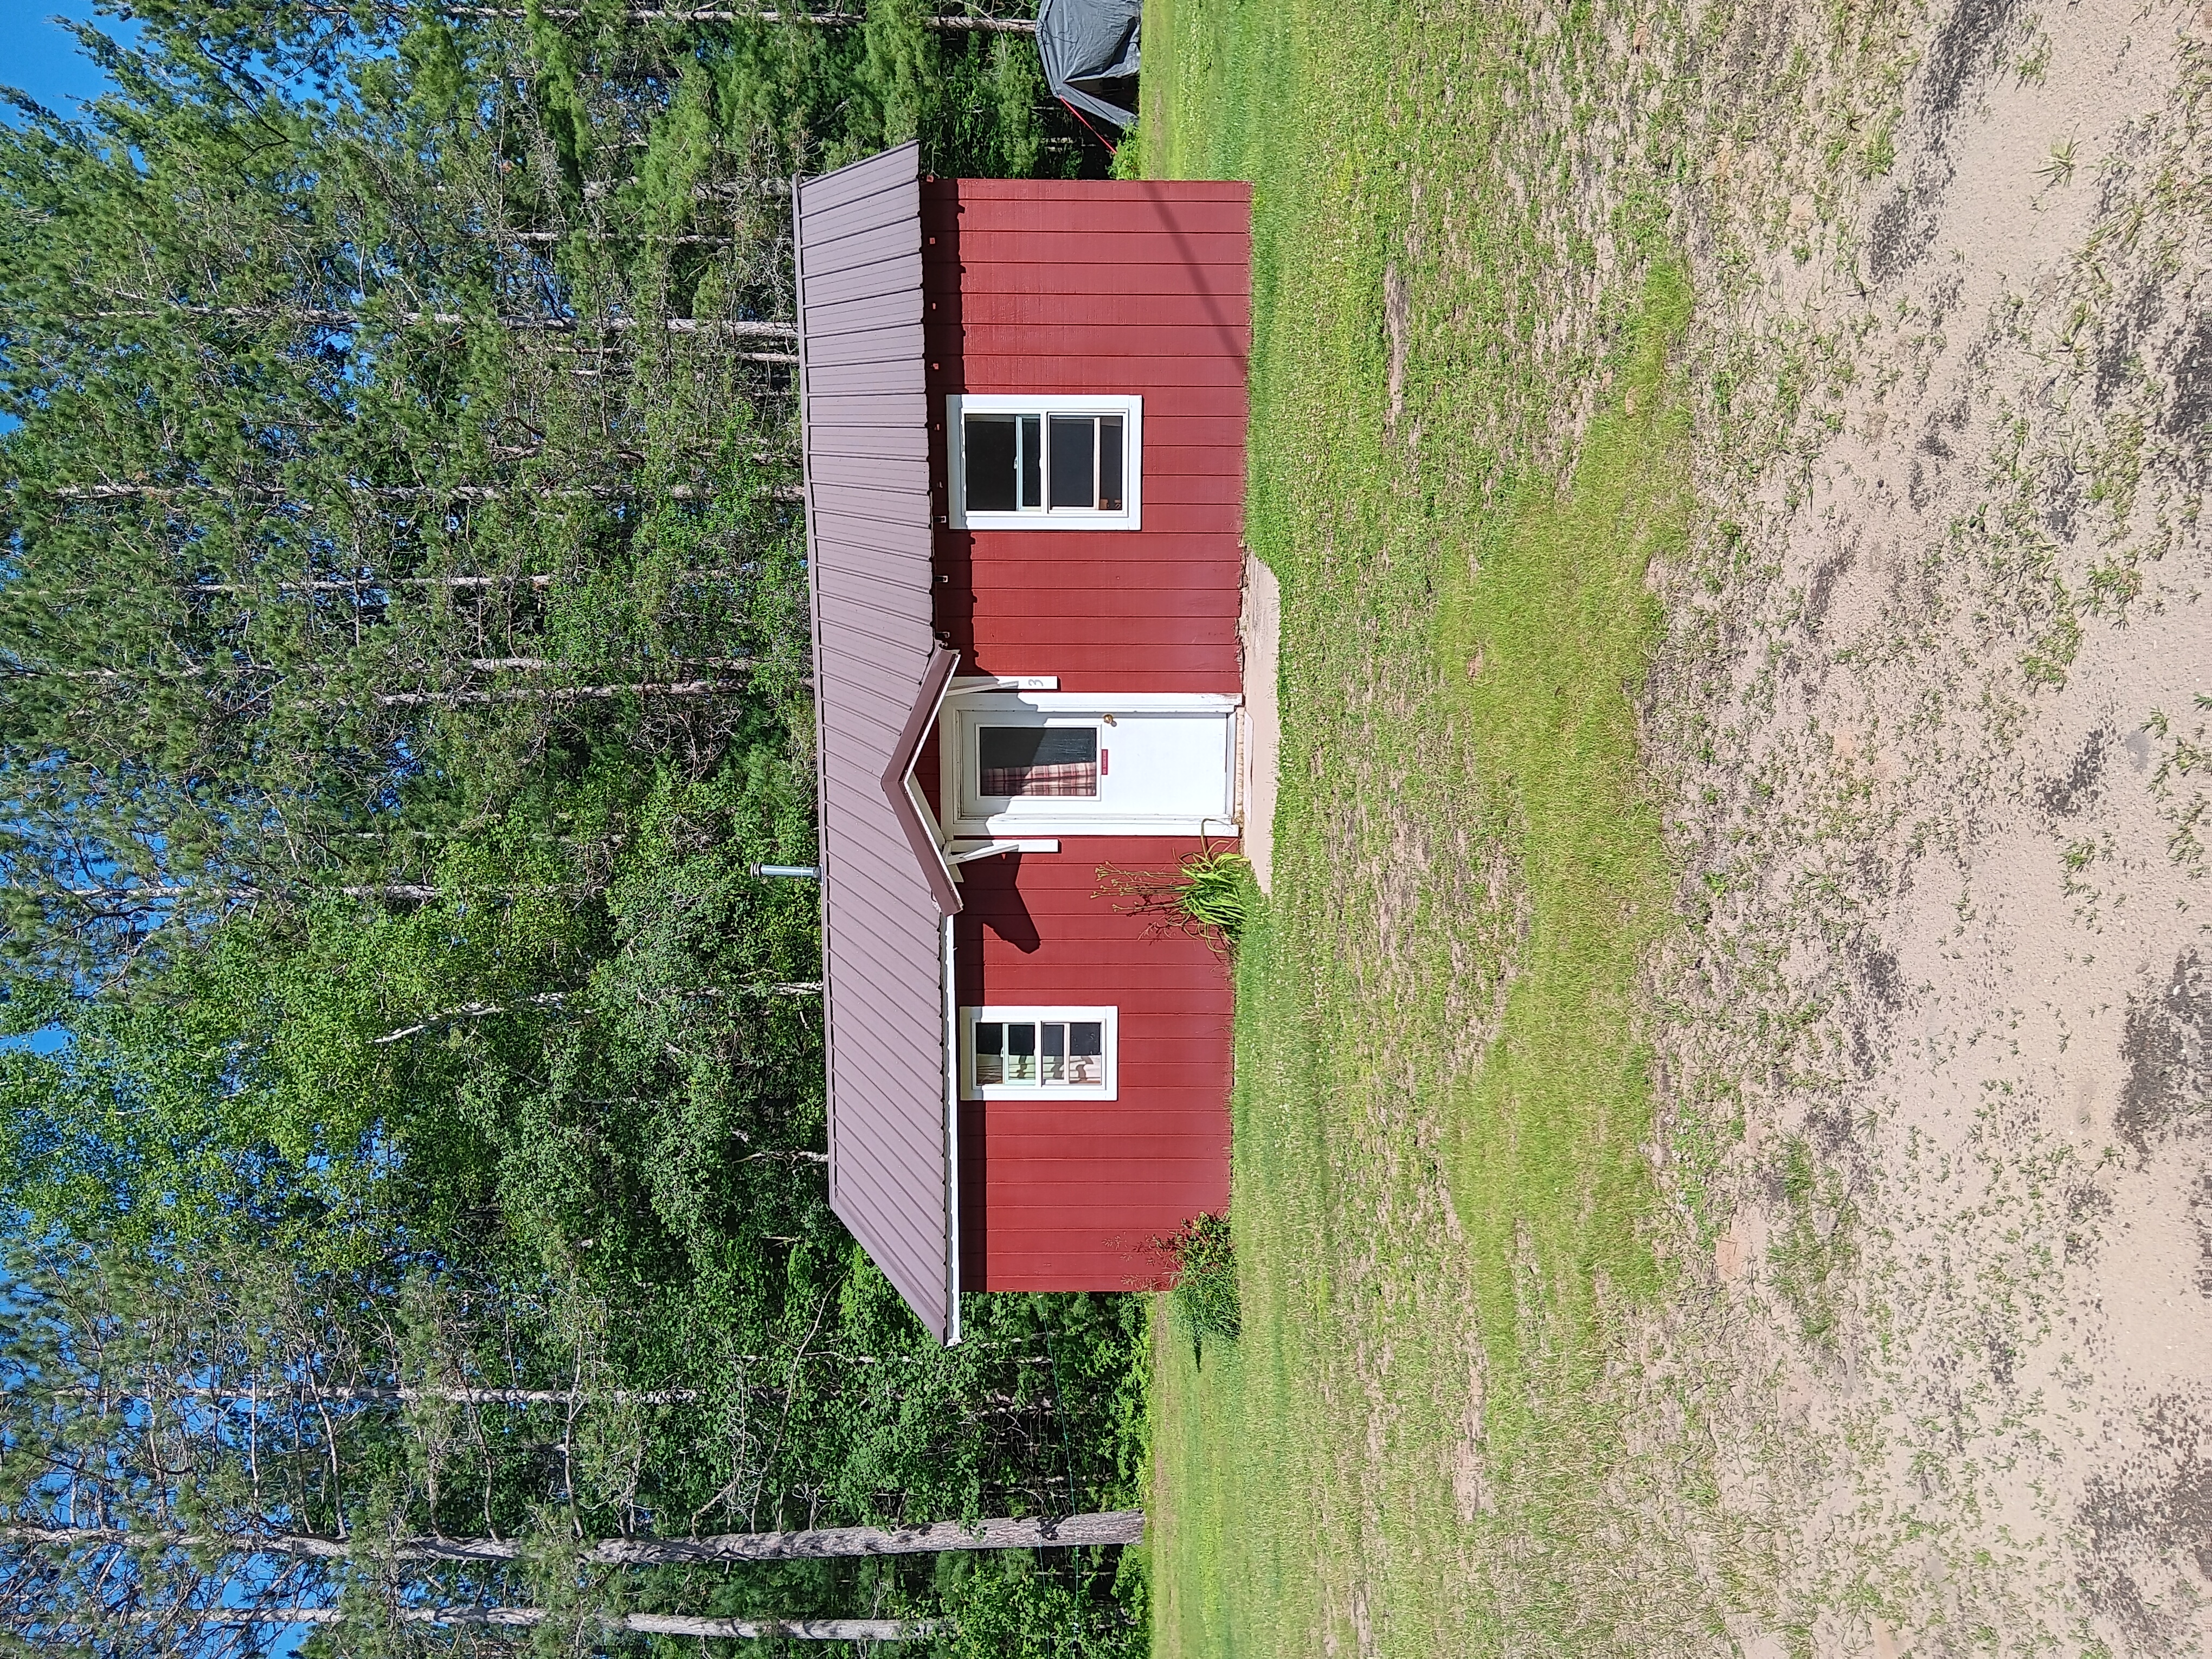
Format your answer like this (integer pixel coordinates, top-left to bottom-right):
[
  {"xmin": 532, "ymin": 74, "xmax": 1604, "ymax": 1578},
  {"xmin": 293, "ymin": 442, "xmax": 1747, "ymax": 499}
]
[{"xmin": 1643, "ymin": 0, "xmax": 2212, "ymax": 1648}]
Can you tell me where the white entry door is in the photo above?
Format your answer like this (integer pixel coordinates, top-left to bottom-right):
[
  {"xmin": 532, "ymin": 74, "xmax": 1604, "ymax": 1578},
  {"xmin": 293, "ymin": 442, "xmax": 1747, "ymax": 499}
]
[{"xmin": 941, "ymin": 693, "xmax": 1238, "ymax": 837}]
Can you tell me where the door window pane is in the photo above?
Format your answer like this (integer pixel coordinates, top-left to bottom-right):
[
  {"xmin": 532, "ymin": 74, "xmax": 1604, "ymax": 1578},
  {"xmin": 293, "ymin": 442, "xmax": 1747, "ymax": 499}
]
[
  {"xmin": 978, "ymin": 725, "xmax": 1098, "ymax": 798},
  {"xmin": 1049, "ymin": 415, "xmax": 1096, "ymax": 509},
  {"xmin": 974, "ymin": 1021, "xmax": 1004, "ymax": 1086},
  {"xmin": 1041, "ymin": 1022, "xmax": 1067, "ymax": 1084},
  {"xmin": 963, "ymin": 415, "xmax": 1017, "ymax": 513}
]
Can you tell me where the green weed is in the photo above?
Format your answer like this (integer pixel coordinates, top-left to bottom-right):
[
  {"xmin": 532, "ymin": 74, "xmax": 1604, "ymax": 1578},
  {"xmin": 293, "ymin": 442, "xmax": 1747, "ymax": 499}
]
[
  {"xmin": 1157, "ymin": 1213, "xmax": 1243, "ymax": 1356},
  {"xmin": 1094, "ymin": 849, "xmax": 1258, "ymax": 949},
  {"xmin": 1764, "ymin": 1135, "xmax": 1858, "ymax": 1351}
]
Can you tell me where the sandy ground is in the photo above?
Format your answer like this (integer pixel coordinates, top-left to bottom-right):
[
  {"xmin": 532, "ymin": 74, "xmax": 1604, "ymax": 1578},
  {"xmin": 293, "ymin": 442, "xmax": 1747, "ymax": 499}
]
[{"xmin": 1643, "ymin": 0, "xmax": 2212, "ymax": 1648}]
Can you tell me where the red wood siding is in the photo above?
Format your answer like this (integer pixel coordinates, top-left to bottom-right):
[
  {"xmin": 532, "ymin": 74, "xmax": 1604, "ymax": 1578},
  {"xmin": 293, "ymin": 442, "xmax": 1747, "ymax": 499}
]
[
  {"xmin": 924, "ymin": 179, "xmax": 1250, "ymax": 1291},
  {"xmin": 922, "ymin": 178, "xmax": 1251, "ymax": 694},
  {"xmin": 955, "ymin": 842, "xmax": 1232, "ymax": 1290}
]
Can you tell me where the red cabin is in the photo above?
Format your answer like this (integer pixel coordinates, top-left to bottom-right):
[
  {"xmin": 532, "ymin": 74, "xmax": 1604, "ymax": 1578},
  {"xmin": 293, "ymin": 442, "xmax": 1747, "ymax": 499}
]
[{"xmin": 794, "ymin": 143, "xmax": 1254, "ymax": 1341}]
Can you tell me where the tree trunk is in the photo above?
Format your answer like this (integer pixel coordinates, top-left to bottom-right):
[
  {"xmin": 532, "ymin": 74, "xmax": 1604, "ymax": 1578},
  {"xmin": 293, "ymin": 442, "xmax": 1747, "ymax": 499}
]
[
  {"xmin": 374, "ymin": 676, "xmax": 755, "ymax": 707},
  {"xmin": 64, "ymin": 884, "xmax": 452, "ymax": 903},
  {"xmin": 87, "ymin": 304, "xmax": 795, "ymax": 338},
  {"xmin": 51, "ymin": 1381, "xmax": 702, "ymax": 1405},
  {"xmin": 441, "ymin": 3, "xmax": 1037, "ymax": 29},
  {"xmin": 372, "ymin": 981, "xmax": 822, "ymax": 1044},
  {"xmin": 146, "ymin": 1606, "xmax": 940, "ymax": 1639},
  {"xmin": 8, "ymin": 1509, "xmax": 1146, "ymax": 1565},
  {"xmin": 44, "ymin": 481, "xmax": 800, "ymax": 502}
]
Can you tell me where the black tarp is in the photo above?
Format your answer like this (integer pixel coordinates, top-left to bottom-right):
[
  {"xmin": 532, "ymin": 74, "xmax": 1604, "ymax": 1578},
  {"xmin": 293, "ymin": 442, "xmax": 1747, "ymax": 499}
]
[{"xmin": 1037, "ymin": 0, "xmax": 1140, "ymax": 128}]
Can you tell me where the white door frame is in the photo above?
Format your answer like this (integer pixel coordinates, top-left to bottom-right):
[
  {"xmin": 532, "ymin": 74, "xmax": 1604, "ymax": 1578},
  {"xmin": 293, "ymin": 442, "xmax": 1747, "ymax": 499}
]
[{"xmin": 938, "ymin": 691, "xmax": 1242, "ymax": 838}]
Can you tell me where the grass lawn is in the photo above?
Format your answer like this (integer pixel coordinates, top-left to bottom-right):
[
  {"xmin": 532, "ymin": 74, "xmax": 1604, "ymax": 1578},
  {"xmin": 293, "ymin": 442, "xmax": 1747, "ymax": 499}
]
[{"xmin": 1139, "ymin": 0, "xmax": 1716, "ymax": 1650}]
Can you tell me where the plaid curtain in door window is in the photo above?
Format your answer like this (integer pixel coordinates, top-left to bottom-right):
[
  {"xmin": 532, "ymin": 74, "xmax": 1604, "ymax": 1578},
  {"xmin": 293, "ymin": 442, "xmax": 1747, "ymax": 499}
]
[
  {"xmin": 977, "ymin": 726, "xmax": 1099, "ymax": 799},
  {"xmin": 981, "ymin": 760, "xmax": 1097, "ymax": 796}
]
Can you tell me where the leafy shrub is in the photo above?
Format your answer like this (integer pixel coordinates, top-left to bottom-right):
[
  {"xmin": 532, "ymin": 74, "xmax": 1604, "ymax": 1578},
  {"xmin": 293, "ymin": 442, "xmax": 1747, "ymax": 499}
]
[
  {"xmin": 1158, "ymin": 1213, "xmax": 1241, "ymax": 1352},
  {"xmin": 1108, "ymin": 120, "xmax": 1146, "ymax": 181}
]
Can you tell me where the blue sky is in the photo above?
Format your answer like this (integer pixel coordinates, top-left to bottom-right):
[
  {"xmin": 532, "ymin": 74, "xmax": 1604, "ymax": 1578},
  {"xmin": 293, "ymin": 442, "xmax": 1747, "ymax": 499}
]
[{"xmin": 0, "ymin": 0, "xmax": 130, "ymax": 117}]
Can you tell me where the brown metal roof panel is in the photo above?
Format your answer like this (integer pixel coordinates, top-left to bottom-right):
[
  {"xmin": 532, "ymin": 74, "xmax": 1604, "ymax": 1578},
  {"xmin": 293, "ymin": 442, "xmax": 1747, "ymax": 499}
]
[
  {"xmin": 800, "ymin": 218, "xmax": 925, "ymax": 283},
  {"xmin": 806, "ymin": 483, "xmax": 934, "ymax": 526},
  {"xmin": 802, "ymin": 216, "xmax": 929, "ymax": 279},
  {"xmin": 825, "ymin": 1054, "xmax": 947, "ymax": 1165},
  {"xmin": 798, "ymin": 165, "xmax": 920, "ymax": 235},
  {"xmin": 825, "ymin": 906, "xmax": 940, "ymax": 989},
  {"xmin": 817, "ymin": 708, "xmax": 924, "ymax": 775},
  {"xmin": 808, "ymin": 422, "xmax": 939, "ymax": 461},
  {"xmin": 809, "ymin": 452, "xmax": 931, "ymax": 495},
  {"xmin": 803, "ymin": 393, "xmax": 930, "ymax": 439},
  {"xmin": 828, "ymin": 1174, "xmax": 941, "ymax": 1282},
  {"xmin": 800, "ymin": 289, "xmax": 936, "ymax": 342},
  {"xmin": 799, "ymin": 173, "xmax": 920, "ymax": 236},
  {"xmin": 803, "ymin": 356, "xmax": 929, "ymax": 399},
  {"xmin": 827, "ymin": 1183, "xmax": 941, "ymax": 1297},
  {"xmin": 796, "ymin": 140, "xmax": 953, "ymax": 1344},
  {"xmin": 814, "ymin": 548, "xmax": 934, "ymax": 607},
  {"xmin": 818, "ymin": 651, "xmax": 936, "ymax": 719},
  {"xmin": 813, "ymin": 583, "xmax": 934, "ymax": 640},
  {"xmin": 828, "ymin": 1171, "xmax": 940, "ymax": 1283},
  {"xmin": 811, "ymin": 597, "xmax": 933, "ymax": 654},
  {"xmin": 809, "ymin": 505, "xmax": 937, "ymax": 558},
  {"xmin": 818, "ymin": 730, "xmax": 910, "ymax": 787},
  {"xmin": 826, "ymin": 1066, "xmax": 942, "ymax": 1175},
  {"xmin": 821, "ymin": 1019, "xmax": 943, "ymax": 1132},
  {"xmin": 813, "ymin": 581, "xmax": 936, "ymax": 645},
  {"xmin": 806, "ymin": 380, "xmax": 929, "ymax": 414},
  {"xmin": 820, "ymin": 883, "xmax": 937, "ymax": 958},
  {"xmin": 798, "ymin": 146, "xmax": 923, "ymax": 214},
  {"xmin": 816, "ymin": 681, "xmax": 922, "ymax": 750},
  {"xmin": 806, "ymin": 320, "xmax": 928, "ymax": 370},
  {"xmin": 798, "ymin": 251, "xmax": 928, "ymax": 312}
]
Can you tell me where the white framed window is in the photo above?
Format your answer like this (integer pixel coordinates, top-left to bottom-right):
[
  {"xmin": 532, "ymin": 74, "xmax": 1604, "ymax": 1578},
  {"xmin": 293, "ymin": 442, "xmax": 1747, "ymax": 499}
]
[
  {"xmin": 959, "ymin": 1006, "xmax": 1117, "ymax": 1101},
  {"xmin": 947, "ymin": 394, "xmax": 1142, "ymax": 530}
]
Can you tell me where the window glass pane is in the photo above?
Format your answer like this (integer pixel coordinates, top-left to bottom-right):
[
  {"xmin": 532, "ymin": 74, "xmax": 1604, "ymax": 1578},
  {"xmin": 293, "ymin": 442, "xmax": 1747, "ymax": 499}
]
[
  {"xmin": 1097, "ymin": 416, "xmax": 1123, "ymax": 511},
  {"xmin": 1020, "ymin": 415, "xmax": 1041, "ymax": 509},
  {"xmin": 978, "ymin": 725, "xmax": 1097, "ymax": 798},
  {"xmin": 1006, "ymin": 1021, "xmax": 1037, "ymax": 1083},
  {"xmin": 1048, "ymin": 415, "xmax": 1096, "ymax": 510},
  {"xmin": 964, "ymin": 415, "xmax": 1018, "ymax": 513},
  {"xmin": 1069, "ymin": 1022, "xmax": 1103, "ymax": 1085},
  {"xmin": 974, "ymin": 1021, "xmax": 1004, "ymax": 1086},
  {"xmin": 1041, "ymin": 1023, "xmax": 1067, "ymax": 1084}
]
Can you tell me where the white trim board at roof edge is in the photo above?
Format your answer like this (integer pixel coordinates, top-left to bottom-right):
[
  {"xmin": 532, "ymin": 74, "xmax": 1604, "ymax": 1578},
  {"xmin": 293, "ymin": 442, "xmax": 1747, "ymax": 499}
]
[{"xmin": 946, "ymin": 394, "xmax": 1143, "ymax": 531}]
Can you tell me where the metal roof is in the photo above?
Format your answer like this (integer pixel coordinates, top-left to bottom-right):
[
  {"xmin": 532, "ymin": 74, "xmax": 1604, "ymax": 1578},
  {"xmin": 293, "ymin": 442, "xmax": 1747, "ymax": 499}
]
[{"xmin": 795, "ymin": 142, "xmax": 961, "ymax": 1342}]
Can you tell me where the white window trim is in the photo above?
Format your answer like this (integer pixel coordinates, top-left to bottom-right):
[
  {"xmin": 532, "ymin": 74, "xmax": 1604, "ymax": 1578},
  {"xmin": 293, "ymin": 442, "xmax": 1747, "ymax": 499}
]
[
  {"xmin": 947, "ymin": 394, "xmax": 1143, "ymax": 531},
  {"xmin": 959, "ymin": 1005, "xmax": 1118, "ymax": 1102}
]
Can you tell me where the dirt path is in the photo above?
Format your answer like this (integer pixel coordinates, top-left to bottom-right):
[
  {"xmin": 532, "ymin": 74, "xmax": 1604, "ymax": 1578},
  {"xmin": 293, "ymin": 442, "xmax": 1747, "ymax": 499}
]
[{"xmin": 1648, "ymin": 0, "xmax": 2212, "ymax": 1647}]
